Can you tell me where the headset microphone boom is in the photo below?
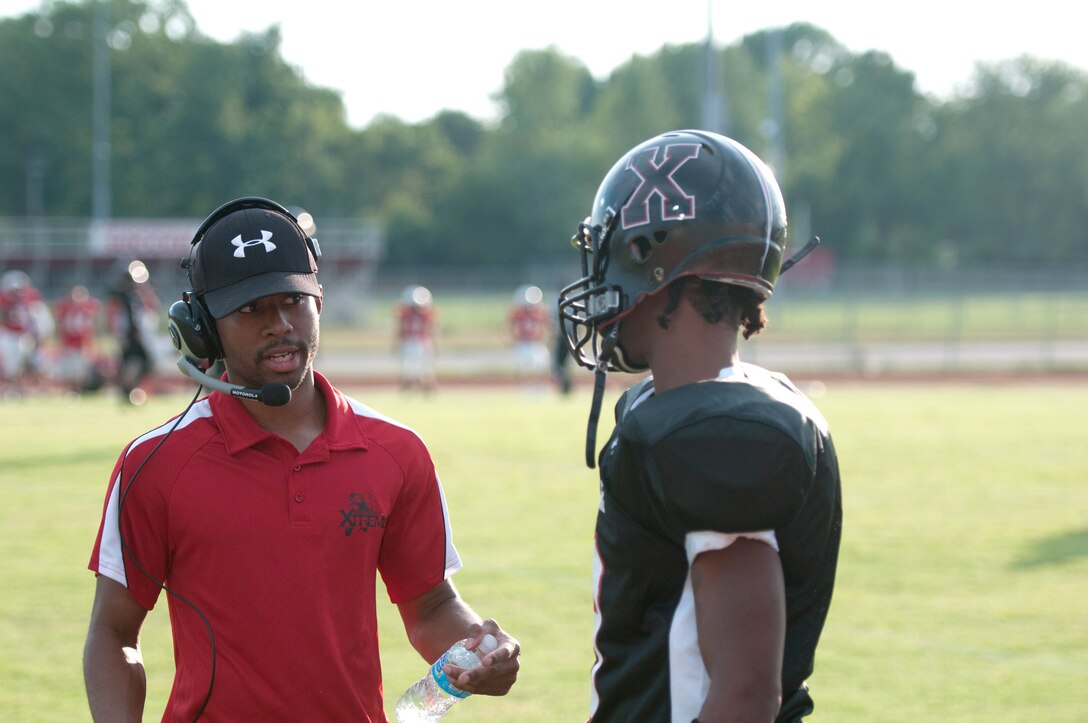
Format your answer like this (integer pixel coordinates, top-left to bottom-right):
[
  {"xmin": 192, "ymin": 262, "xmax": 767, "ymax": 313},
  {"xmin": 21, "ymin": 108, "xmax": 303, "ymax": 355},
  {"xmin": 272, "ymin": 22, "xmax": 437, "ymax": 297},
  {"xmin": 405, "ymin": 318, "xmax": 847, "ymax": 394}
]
[{"xmin": 176, "ymin": 356, "xmax": 292, "ymax": 407}]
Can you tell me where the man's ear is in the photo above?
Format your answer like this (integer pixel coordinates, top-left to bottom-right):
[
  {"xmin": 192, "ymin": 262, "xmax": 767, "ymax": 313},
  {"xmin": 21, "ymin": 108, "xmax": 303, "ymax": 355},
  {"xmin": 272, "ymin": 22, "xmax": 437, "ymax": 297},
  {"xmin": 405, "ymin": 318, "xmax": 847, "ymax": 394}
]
[{"xmin": 315, "ymin": 287, "xmax": 324, "ymax": 313}]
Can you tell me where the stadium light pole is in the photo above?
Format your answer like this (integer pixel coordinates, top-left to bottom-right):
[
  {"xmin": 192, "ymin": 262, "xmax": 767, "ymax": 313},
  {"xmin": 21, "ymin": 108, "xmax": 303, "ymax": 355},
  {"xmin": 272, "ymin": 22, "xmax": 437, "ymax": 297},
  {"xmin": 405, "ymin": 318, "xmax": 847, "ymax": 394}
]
[
  {"xmin": 700, "ymin": 0, "xmax": 727, "ymax": 135},
  {"xmin": 92, "ymin": 0, "xmax": 112, "ymax": 220},
  {"xmin": 764, "ymin": 27, "xmax": 785, "ymax": 180}
]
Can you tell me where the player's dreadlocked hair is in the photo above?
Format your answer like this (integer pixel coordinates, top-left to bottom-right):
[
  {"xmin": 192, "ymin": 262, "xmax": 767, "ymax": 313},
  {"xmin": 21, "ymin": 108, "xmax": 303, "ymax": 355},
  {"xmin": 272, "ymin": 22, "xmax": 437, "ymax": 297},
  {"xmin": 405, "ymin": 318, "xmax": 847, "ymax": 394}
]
[{"xmin": 657, "ymin": 276, "xmax": 767, "ymax": 339}]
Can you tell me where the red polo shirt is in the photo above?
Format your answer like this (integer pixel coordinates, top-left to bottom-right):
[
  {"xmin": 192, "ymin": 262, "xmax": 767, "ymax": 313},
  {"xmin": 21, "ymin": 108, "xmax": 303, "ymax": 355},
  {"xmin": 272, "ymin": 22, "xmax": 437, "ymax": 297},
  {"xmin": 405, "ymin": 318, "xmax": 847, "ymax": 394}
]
[{"xmin": 89, "ymin": 372, "xmax": 461, "ymax": 722}]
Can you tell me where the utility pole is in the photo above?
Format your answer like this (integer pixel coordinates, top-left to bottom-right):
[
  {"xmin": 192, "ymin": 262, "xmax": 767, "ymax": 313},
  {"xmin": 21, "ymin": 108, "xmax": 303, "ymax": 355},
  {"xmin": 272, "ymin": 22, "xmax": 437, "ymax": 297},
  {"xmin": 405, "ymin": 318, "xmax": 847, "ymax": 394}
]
[
  {"xmin": 92, "ymin": 0, "xmax": 111, "ymax": 219},
  {"xmin": 764, "ymin": 27, "xmax": 786, "ymax": 179},
  {"xmin": 700, "ymin": 0, "xmax": 727, "ymax": 135}
]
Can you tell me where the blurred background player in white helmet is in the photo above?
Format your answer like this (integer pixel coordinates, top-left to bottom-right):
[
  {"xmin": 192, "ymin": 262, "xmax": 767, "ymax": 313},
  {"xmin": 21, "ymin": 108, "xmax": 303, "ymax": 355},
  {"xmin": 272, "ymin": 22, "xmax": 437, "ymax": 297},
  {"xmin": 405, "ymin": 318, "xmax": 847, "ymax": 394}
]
[
  {"xmin": 395, "ymin": 284, "xmax": 438, "ymax": 392},
  {"xmin": 53, "ymin": 283, "xmax": 105, "ymax": 394},
  {"xmin": 0, "ymin": 268, "xmax": 54, "ymax": 395},
  {"xmin": 508, "ymin": 284, "xmax": 550, "ymax": 389}
]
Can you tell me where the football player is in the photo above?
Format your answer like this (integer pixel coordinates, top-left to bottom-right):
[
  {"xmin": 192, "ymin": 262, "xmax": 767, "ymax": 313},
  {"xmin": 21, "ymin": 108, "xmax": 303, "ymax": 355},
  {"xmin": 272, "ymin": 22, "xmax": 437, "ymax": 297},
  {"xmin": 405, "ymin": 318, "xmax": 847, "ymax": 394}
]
[
  {"xmin": 0, "ymin": 269, "xmax": 53, "ymax": 392},
  {"xmin": 395, "ymin": 284, "xmax": 438, "ymax": 392},
  {"xmin": 558, "ymin": 130, "xmax": 842, "ymax": 722},
  {"xmin": 508, "ymin": 284, "xmax": 551, "ymax": 386}
]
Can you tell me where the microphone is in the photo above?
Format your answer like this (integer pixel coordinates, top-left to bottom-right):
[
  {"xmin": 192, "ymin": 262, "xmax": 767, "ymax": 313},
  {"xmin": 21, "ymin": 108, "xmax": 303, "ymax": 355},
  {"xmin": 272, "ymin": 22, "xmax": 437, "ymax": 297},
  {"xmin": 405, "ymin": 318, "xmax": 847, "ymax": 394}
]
[{"xmin": 175, "ymin": 357, "xmax": 292, "ymax": 407}]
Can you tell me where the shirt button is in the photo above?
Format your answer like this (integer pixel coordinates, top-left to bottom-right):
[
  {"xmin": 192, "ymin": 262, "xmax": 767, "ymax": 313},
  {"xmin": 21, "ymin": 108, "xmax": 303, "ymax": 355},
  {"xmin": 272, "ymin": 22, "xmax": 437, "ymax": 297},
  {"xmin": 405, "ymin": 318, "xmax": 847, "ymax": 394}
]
[
  {"xmin": 293, "ymin": 465, "xmax": 301, "ymax": 472},
  {"xmin": 294, "ymin": 493, "xmax": 304, "ymax": 503}
]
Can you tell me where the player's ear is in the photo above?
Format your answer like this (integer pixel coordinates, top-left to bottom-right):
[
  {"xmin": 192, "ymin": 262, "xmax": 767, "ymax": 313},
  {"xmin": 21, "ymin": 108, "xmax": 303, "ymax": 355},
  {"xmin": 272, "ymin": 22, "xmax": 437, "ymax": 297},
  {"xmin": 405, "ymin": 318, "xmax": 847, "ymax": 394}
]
[{"xmin": 315, "ymin": 288, "xmax": 323, "ymax": 314}]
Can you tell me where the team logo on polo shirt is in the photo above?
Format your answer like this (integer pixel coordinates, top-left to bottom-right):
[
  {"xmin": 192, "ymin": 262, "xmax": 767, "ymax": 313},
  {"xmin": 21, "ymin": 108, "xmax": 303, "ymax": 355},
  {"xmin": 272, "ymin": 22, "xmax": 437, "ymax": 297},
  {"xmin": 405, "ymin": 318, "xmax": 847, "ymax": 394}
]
[{"xmin": 339, "ymin": 492, "xmax": 388, "ymax": 536}]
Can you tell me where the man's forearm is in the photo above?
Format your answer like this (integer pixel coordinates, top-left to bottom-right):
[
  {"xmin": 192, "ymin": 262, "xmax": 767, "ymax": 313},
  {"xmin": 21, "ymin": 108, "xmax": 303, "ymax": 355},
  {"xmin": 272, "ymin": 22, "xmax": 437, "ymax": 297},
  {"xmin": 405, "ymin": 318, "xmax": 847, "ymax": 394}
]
[{"xmin": 84, "ymin": 633, "xmax": 147, "ymax": 722}]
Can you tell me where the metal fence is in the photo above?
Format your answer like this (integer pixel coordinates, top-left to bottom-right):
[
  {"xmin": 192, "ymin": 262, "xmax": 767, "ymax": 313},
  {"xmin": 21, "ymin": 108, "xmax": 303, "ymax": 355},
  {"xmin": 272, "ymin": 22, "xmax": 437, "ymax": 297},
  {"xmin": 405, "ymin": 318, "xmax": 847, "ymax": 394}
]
[
  {"xmin": 367, "ymin": 260, "xmax": 1088, "ymax": 376},
  {"xmin": 3, "ymin": 219, "xmax": 1087, "ymax": 376}
]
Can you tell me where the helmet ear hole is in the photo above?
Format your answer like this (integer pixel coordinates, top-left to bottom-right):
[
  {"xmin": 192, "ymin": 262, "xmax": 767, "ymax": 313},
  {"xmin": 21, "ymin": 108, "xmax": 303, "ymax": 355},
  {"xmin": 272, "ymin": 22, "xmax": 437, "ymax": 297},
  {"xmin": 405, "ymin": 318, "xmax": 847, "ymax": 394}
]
[
  {"xmin": 629, "ymin": 236, "xmax": 653, "ymax": 263},
  {"xmin": 653, "ymin": 230, "xmax": 668, "ymax": 244}
]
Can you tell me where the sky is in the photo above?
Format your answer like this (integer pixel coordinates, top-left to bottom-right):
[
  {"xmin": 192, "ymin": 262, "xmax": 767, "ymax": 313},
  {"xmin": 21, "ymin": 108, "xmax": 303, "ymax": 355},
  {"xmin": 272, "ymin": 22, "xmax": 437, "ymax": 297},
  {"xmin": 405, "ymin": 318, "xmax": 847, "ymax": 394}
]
[{"xmin": 1, "ymin": 0, "xmax": 1082, "ymax": 128}]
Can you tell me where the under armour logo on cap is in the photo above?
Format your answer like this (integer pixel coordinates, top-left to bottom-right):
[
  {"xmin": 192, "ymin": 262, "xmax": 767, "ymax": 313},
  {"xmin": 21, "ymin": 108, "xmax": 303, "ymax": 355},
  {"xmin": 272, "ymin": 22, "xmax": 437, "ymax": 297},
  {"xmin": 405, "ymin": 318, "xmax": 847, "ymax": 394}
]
[
  {"xmin": 189, "ymin": 201, "xmax": 321, "ymax": 318},
  {"xmin": 232, "ymin": 230, "xmax": 277, "ymax": 258}
]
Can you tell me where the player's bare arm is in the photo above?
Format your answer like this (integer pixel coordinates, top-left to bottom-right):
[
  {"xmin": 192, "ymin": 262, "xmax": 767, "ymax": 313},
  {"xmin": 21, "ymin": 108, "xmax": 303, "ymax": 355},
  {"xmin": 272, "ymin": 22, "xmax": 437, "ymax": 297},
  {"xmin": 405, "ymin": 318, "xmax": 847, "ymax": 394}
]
[
  {"xmin": 84, "ymin": 576, "xmax": 149, "ymax": 722},
  {"xmin": 397, "ymin": 579, "xmax": 521, "ymax": 696},
  {"xmin": 693, "ymin": 537, "xmax": 785, "ymax": 722}
]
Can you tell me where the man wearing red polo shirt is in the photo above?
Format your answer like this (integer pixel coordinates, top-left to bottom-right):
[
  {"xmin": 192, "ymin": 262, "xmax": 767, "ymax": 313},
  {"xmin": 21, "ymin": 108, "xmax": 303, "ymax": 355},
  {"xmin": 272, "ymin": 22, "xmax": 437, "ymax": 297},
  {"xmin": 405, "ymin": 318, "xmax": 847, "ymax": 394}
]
[{"xmin": 84, "ymin": 198, "xmax": 520, "ymax": 722}]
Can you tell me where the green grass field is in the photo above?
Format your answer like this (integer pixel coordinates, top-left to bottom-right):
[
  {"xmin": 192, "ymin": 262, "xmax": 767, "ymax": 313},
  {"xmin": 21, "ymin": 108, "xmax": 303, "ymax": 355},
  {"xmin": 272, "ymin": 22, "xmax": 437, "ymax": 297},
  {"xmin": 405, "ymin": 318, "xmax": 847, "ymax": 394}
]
[{"xmin": 2, "ymin": 380, "xmax": 1086, "ymax": 721}]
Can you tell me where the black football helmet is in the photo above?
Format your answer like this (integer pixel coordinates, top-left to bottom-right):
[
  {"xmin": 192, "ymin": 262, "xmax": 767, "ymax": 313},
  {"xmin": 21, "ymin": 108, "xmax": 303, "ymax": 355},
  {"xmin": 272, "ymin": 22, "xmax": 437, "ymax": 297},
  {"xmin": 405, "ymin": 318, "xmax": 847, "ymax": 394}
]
[{"xmin": 558, "ymin": 130, "xmax": 789, "ymax": 374}]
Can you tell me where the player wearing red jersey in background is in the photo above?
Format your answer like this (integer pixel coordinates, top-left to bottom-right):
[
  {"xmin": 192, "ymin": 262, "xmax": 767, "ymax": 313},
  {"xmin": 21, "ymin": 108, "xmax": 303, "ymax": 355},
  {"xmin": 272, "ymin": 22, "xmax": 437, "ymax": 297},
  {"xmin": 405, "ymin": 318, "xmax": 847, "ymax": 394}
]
[
  {"xmin": 508, "ymin": 284, "xmax": 550, "ymax": 387},
  {"xmin": 395, "ymin": 284, "xmax": 438, "ymax": 392},
  {"xmin": 0, "ymin": 269, "xmax": 53, "ymax": 393},
  {"xmin": 54, "ymin": 284, "xmax": 104, "ymax": 393},
  {"xmin": 85, "ymin": 198, "xmax": 519, "ymax": 721},
  {"xmin": 558, "ymin": 131, "xmax": 841, "ymax": 722}
]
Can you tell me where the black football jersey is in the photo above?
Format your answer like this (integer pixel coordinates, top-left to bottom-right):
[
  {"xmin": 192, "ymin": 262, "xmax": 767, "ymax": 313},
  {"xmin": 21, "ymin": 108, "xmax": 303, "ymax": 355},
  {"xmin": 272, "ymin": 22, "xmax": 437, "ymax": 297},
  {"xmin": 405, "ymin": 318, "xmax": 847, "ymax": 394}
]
[{"xmin": 590, "ymin": 364, "xmax": 842, "ymax": 722}]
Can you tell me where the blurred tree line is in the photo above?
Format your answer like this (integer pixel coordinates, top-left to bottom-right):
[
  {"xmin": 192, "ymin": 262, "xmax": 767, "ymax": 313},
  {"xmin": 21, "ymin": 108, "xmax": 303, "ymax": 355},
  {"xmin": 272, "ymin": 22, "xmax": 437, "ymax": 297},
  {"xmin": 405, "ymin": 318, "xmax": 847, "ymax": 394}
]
[{"xmin": 2, "ymin": 0, "xmax": 1087, "ymax": 270}]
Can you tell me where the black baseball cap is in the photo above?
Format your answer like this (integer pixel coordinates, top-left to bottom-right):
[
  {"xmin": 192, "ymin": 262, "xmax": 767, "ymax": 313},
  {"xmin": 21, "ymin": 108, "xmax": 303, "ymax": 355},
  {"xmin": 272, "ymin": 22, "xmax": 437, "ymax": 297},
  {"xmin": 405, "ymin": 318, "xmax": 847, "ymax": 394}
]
[{"xmin": 189, "ymin": 202, "xmax": 321, "ymax": 318}]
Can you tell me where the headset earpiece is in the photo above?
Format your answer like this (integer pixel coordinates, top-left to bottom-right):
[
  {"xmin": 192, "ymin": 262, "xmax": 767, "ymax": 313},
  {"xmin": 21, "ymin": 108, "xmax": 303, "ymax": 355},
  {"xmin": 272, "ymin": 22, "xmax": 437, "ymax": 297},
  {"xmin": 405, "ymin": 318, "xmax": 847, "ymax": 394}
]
[{"xmin": 168, "ymin": 292, "xmax": 223, "ymax": 363}]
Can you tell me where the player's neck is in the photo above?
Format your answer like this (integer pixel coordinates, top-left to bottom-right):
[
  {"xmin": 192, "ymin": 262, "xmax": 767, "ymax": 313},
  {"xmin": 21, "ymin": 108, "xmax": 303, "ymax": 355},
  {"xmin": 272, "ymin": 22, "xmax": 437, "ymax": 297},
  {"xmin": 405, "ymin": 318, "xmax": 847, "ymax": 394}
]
[{"xmin": 647, "ymin": 308, "xmax": 739, "ymax": 394}]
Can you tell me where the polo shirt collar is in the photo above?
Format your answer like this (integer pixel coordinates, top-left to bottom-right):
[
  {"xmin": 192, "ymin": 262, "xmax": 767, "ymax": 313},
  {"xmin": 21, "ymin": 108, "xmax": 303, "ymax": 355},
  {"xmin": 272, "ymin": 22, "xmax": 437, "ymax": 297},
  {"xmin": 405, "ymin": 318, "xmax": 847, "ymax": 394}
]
[{"xmin": 208, "ymin": 371, "xmax": 369, "ymax": 456}]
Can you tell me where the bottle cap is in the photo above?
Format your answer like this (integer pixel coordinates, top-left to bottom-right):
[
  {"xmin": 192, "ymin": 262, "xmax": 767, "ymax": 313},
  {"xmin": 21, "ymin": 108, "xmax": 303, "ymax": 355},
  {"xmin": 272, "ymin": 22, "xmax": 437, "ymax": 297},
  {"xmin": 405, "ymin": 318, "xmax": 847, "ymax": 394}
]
[{"xmin": 479, "ymin": 633, "xmax": 499, "ymax": 655}]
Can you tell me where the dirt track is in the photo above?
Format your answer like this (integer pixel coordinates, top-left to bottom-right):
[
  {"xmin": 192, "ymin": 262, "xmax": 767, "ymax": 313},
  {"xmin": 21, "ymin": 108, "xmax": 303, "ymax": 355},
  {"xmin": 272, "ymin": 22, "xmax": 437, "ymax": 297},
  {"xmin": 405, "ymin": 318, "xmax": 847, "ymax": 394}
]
[{"xmin": 310, "ymin": 339, "xmax": 1088, "ymax": 386}]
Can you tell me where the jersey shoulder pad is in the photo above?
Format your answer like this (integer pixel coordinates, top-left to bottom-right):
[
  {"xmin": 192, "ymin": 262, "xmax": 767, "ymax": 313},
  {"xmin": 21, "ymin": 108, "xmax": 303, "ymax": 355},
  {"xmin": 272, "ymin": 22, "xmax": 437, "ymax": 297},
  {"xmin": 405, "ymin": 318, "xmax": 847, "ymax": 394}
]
[{"xmin": 625, "ymin": 384, "xmax": 816, "ymax": 532}]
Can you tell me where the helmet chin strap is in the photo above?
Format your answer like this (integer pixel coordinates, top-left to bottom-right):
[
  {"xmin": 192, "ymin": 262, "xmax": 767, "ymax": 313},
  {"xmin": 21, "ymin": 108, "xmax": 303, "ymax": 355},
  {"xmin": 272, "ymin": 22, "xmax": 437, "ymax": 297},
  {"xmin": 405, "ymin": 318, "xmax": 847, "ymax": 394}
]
[
  {"xmin": 585, "ymin": 324, "xmax": 621, "ymax": 469},
  {"xmin": 780, "ymin": 236, "xmax": 820, "ymax": 274}
]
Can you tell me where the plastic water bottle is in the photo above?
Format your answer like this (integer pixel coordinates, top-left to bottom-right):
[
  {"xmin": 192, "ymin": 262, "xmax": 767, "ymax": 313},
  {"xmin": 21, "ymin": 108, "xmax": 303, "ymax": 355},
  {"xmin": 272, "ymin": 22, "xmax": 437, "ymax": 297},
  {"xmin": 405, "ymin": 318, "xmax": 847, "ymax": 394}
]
[{"xmin": 394, "ymin": 634, "xmax": 499, "ymax": 722}]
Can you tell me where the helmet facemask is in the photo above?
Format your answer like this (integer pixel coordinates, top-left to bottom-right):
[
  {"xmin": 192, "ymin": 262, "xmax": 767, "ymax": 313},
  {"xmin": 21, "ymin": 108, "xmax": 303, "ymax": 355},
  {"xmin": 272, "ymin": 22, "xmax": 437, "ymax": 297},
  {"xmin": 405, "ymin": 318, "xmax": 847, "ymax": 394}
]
[{"xmin": 558, "ymin": 212, "xmax": 637, "ymax": 372}]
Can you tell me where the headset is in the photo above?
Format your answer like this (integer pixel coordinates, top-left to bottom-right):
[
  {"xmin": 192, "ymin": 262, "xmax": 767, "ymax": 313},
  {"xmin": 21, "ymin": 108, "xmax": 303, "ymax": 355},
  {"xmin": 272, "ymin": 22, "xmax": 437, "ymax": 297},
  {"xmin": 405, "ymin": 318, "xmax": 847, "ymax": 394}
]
[{"xmin": 167, "ymin": 197, "xmax": 321, "ymax": 406}]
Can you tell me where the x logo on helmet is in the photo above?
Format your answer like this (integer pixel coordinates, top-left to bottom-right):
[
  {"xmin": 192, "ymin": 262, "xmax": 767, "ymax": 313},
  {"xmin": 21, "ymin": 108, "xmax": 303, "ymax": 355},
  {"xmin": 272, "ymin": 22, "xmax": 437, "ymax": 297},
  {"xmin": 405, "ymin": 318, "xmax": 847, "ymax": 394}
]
[{"xmin": 620, "ymin": 143, "xmax": 701, "ymax": 230}]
